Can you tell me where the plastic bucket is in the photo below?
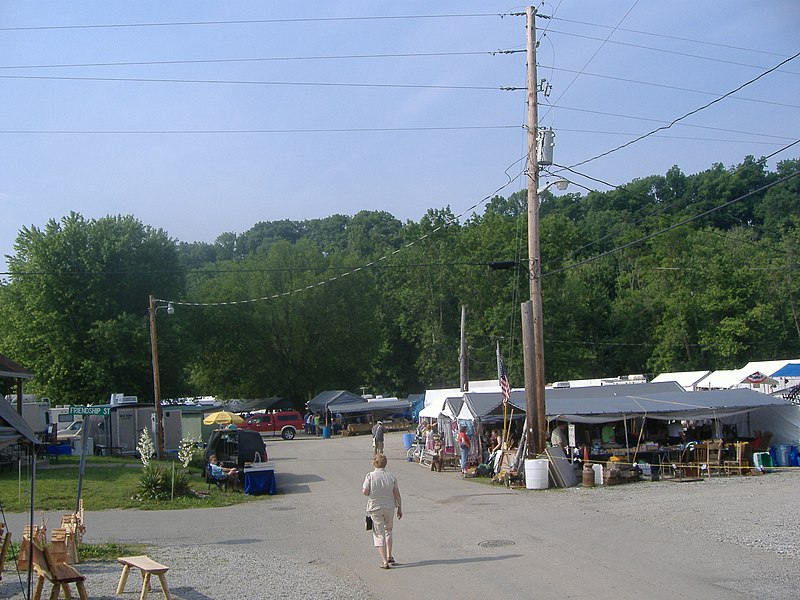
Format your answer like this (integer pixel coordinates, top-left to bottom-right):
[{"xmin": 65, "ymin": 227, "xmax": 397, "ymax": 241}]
[
  {"xmin": 753, "ymin": 451, "xmax": 772, "ymax": 471},
  {"xmin": 321, "ymin": 426, "xmax": 331, "ymax": 439},
  {"xmin": 776, "ymin": 444, "xmax": 792, "ymax": 467},
  {"xmin": 524, "ymin": 458, "xmax": 550, "ymax": 490},
  {"xmin": 402, "ymin": 433, "xmax": 415, "ymax": 450}
]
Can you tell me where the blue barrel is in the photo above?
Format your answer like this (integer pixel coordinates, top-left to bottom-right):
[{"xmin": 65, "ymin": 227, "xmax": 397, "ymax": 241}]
[
  {"xmin": 402, "ymin": 433, "xmax": 415, "ymax": 450},
  {"xmin": 776, "ymin": 444, "xmax": 792, "ymax": 467},
  {"xmin": 321, "ymin": 426, "xmax": 331, "ymax": 439}
]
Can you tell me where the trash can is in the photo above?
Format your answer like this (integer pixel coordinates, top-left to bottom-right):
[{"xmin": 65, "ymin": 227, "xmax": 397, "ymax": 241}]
[
  {"xmin": 321, "ymin": 426, "xmax": 331, "ymax": 439},
  {"xmin": 402, "ymin": 433, "xmax": 415, "ymax": 450}
]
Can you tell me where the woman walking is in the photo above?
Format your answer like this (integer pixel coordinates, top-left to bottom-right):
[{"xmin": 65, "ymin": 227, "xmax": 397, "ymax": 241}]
[
  {"xmin": 457, "ymin": 425, "xmax": 471, "ymax": 475},
  {"xmin": 362, "ymin": 454, "xmax": 403, "ymax": 569}
]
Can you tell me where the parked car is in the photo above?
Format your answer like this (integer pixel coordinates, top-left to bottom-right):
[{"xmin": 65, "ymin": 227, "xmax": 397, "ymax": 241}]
[
  {"xmin": 239, "ymin": 410, "xmax": 304, "ymax": 440},
  {"xmin": 203, "ymin": 429, "xmax": 268, "ymax": 484}
]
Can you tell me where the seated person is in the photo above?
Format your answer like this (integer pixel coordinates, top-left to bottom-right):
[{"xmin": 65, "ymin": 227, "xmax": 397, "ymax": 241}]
[{"xmin": 208, "ymin": 454, "xmax": 239, "ymax": 489}]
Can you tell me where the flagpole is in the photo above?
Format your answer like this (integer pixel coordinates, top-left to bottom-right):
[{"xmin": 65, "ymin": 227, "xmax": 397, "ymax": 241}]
[{"xmin": 497, "ymin": 342, "xmax": 506, "ymax": 445}]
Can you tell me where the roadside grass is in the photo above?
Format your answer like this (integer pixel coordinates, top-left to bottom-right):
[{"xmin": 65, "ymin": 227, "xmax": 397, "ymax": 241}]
[
  {"xmin": 0, "ymin": 455, "xmax": 258, "ymax": 512},
  {"xmin": 3, "ymin": 541, "xmax": 147, "ymax": 563}
]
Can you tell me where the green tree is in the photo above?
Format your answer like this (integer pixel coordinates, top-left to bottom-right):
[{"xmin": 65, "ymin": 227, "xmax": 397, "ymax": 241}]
[{"xmin": 0, "ymin": 213, "xmax": 185, "ymax": 403}]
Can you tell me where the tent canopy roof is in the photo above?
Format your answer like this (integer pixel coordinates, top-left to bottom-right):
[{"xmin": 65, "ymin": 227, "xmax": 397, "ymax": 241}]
[
  {"xmin": 0, "ymin": 353, "xmax": 33, "ymax": 380},
  {"xmin": 307, "ymin": 390, "xmax": 365, "ymax": 412},
  {"xmin": 450, "ymin": 382, "xmax": 788, "ymax": 424},
  {"xmin": 0, "ymin": 399, "xmax": 39, "ymax": 447},
  {"xmin": 331, "ymin": 398, "xmax": 411, "ymax": 415},
  {"xmin": 773, "ymin": 363, "xmax": 800, "ymax": 378}
]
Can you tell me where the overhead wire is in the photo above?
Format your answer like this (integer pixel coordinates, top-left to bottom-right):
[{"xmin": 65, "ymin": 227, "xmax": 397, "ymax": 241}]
[
  {"xmin": 567, "ymin": 50, "xmax": 800, "ymax": 169},
  {"xmin": 0, "ymin": 13, "xmax": 506, "ymax": 32},
  {"xmin": 542, "ymin": 169, "xmax": 800, "ymax": 278},
  {"xmin": 0, "ymin": 49, "xmax": 525, "ymax": 71},
  {"xmin": 550, "ymin": 17, "xmax": 794, "ymax": 59}
]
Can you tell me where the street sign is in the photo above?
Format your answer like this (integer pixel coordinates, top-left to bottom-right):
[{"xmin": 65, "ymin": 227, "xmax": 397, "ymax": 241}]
[{"xmin": 68, "ymin": 405, "xmax": 110, "ymax": 416}]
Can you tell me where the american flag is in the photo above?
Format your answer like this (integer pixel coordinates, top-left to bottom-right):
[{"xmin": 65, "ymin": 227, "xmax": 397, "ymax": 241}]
[{"xmin": 499, "ymin": 356, "xmax": 511, "ymax": 405}]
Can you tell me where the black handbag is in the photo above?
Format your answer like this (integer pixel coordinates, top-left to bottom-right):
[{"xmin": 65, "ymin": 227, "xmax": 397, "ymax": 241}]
[{"xmin": 365, "ymin": 515, "xmax": 373, "ymax": 531}]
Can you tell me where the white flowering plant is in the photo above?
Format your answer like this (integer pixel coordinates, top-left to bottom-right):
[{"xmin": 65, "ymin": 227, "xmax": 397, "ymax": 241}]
[
  {"xmin": 137, "ymin": 428, "xmax": 155, "ymax": 467},
  {"xmin": 177, "ymin": 435, "xmax": 200, "ymax": 468}
]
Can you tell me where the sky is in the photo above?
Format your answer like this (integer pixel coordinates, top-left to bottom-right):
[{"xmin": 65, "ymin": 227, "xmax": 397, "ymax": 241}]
[{"xmin": 1, "ymin": 1, "xmax": 798, "ymax": 274}]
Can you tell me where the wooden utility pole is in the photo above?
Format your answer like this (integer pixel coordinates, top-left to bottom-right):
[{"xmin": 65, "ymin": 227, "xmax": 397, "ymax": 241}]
[
  {"xmin": 148, "ymin": 294, "xmax": 165, "ymax": 461},
  {"xmin": 524, "ymin": 6, "xmax": 547, "ymax": 457}
]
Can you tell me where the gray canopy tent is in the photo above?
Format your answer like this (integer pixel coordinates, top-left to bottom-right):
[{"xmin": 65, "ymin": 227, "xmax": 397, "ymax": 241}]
[{"xmin": 1, "ymin": 370, "xmax": 41, "ymax": 600}]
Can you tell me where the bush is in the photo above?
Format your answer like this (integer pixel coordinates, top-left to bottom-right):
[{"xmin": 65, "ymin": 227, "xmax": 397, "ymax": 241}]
[{"xmin": 135, "ymin": 463, "xmax": 192, "ymax": 501}]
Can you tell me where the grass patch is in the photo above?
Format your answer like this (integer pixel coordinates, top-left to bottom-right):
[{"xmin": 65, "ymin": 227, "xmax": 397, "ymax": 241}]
[
  {"xmin": 3, "ymin": 541, "xmax": 147, "ymax": 563},
  {"xmin": 0, "ymin": 456, "xmax": 260, "ymax": 512}
]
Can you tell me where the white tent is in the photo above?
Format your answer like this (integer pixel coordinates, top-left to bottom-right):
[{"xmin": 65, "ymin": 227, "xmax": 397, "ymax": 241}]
[{"xmin": 651, "ymin": 371, "xmax": 711, "ymax": 391}]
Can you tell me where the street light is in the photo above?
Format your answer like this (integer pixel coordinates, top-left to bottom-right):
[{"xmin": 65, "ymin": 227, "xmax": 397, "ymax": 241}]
[
  {"xmin": 537, "ymin": 179, "xmax": 569, "ymax": 194},
  {"xmin": 148, "ymin": 295, "xmax": 173, "ymax": 461}
]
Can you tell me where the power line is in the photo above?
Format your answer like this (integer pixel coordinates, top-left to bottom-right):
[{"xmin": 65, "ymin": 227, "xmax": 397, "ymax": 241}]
[
  {"xmin": 550, "ymin": 17, "xmax": 793, "ymax": 59},
  {"xmin": 545, "ymin": 28, "xmax": 800, "ymax": 76},
  {"xmin": 0, "ymin": 73, "xmax": 513, "ymax": 91},
  {"xmin": 0, "ymin": 125, "xmax": 519, "ymax": 136},
  {"xmin": 0, "ymin": 49, "xmax": 524, "ymax": 71},
  {"xmin": 567, "ymin": 50, "xmax": 800, "ymax": 169},
  {"xmin": 1, "ymin": 261, "xmax": 494, "ymax": 277},
  {"xmin": 543, "ymin": 170, "xmax": 800, "ymax": 278},
  {"xmin": 0, "ymin": 13, "xmax": 506, "ymax": 32},
  {"xmin": 543, "ymin": 65, "xmax": 800, "ymax": 110},
  {"xmin": 553, "ymin": 104, "xmax": 797, "ymax": 142}
]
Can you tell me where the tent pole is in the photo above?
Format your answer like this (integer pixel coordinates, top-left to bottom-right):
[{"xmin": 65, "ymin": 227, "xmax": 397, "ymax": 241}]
[
  {"xmin": 27, "ymin": 445, "xmax": 35, "ymax": 600},
  {"xmin": 623, "ymin": 415, "xmax": 630, "ymax": 462}
]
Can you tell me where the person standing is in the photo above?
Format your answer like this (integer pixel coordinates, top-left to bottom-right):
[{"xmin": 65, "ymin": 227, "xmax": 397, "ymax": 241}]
[
  {"xmin": 457, "ymin": 425, "xmax": 471, "ymax": 475},
  {"xmin": 372, "ymin": 421, "xmax": 385, "ymax": 455},
  {"xmin": 362, "ymin": 454, "xmax": 402, "ymax": 569},
  {"xmin": 313, "ymin": 413, "xmax": 321, "ymax": 436},
  {"xmin": 551, "ymin": 422, "xmax": 568, "ymax": 452}
]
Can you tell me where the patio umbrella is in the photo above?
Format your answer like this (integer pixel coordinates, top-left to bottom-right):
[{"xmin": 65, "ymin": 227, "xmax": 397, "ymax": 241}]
[{"xmin": 203, "ymin": 411, "xmax": 244, "ymax": 426}]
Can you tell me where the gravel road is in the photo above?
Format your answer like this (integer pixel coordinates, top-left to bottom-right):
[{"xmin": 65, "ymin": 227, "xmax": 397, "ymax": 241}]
[{"xmin": 3, "ymin": 432, "xmax": 799, "ymax": 599}]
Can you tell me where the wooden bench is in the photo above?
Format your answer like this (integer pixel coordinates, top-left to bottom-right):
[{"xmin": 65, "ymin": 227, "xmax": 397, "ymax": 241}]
[
  {"xmin": 116, "ymin": 555, "xmax": 171, "ymax": 600},
  {"xmin": 29, "ymin": 537, "xmax": 88, "ymax": 600},
  {"xmin": 0, "ymin": 525, "xmax": 10, "ymax": 581}
]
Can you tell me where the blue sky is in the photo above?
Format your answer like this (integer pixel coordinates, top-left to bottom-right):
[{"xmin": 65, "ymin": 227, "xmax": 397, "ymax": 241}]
[{"xmin": 1, "ymin": 1, "xmax": 798, "ymax": 273}]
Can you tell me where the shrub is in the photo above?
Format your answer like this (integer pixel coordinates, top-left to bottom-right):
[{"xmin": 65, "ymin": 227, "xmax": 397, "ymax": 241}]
[{"xmin": 136, "ymin": 463, "xmax": 192, "ymax": 501}]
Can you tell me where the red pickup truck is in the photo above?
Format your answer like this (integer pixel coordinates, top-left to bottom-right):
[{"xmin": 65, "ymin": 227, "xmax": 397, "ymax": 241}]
[{"xmin": 239, "ymin": 410, "xmax": 304, "ymax": 440}]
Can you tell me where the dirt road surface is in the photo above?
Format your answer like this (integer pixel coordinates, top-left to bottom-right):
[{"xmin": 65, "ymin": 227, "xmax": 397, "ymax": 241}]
[{"xmin": 3, "ymin": 431, "xmax": 800, "ymax": 599}]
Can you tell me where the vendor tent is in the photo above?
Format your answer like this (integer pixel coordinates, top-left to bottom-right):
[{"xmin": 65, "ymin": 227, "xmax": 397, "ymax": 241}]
[
  {"xmin": 330, "ymin": 398, "xmax": 411, "ymax": 415},
  {"xmin": 772, "ymin": 363, "xmax": 800, "ymax": 378},
  {"xmin": 306, "ymin": 390, "xmax": 365, "ymax": 413},
  {"xmin": 418, "ymin": 394, "xmax": 465, "ymax": 420},
  {"xmin": 546, "ymin": 383, "xmax": 791, "ymax": 423},
  {"xmin": 0, "ymin": 396, "xmax": 39, "ymax": 448},
  {"xmin": 456, "ymin": 390, "xmax": 526, "ymax": 423},
  {"xmin": 650, "ymin": 371, "xmax": 711, "ymax": 391},
  {"xmin": 0, "ymin": 355, "xmax": 39, "ymax": 600}
]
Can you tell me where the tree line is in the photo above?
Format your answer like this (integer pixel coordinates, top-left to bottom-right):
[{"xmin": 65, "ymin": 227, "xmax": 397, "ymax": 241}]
[{"xmin": 1, "ymin": 155, "xmax": 799, "ymax": 408}]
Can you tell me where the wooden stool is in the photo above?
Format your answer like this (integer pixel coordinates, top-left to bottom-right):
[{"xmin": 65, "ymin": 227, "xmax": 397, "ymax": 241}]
[{"xmin": 116, "ymin": 555, "xmax": 171, "ymax": 600}]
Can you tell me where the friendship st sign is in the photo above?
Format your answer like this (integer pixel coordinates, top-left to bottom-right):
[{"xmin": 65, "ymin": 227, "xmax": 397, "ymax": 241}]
[{"xmin": 68, "ymin": 405, "xmax": 110, "ymax": 416}]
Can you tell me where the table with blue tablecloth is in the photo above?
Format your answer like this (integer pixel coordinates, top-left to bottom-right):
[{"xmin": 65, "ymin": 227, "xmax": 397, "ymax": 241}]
[{"xmin": 243, "ymin": 463, "xmax": 276, "ymax": 495}]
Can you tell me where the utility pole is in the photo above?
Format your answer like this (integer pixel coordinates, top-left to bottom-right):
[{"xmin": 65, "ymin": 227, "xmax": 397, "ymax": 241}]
[
  {"xmin": 523, "ymin": 5, "xmax": 547, "ymax": 457},
  {"xmin": 459, "ymin": 305, "xmax": 469, "ymax": 392},
  {"xmin": 148, "ymin": 294, "xmax": 165, "ymax": 461}
]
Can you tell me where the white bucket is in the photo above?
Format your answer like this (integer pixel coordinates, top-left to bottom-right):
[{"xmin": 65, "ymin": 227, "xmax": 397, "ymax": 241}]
[
  {"xmin": 592, "ymin": 463, "xmax": 603, "ymax": 485},
  {"xmin": 525, "ymin": 458, "xmax": 550, "ymax": 490}
]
